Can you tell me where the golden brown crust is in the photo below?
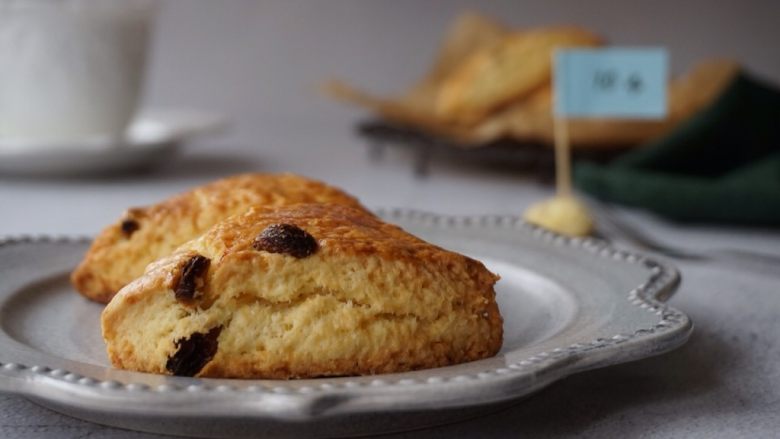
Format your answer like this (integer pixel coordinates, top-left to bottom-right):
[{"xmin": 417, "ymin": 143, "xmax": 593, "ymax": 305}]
[
  {"xmin": 102, "ymin": 204, "xmax": 503, "ymax": 379},
  {"xmin": 472, "ymin": 59, "xmax": 741, "ymax": 148},
  {"xmin": 71, "ymin": 173, "xmax": 367, "ymax": 303},
  {"xmin": 435, "ymin": 26, "xmax": 603, "ymax": 123}
]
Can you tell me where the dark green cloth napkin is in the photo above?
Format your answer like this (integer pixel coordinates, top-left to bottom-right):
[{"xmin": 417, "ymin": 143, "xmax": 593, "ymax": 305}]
[{"xmin": 574, "ymin": 72, "xmax": 780, "ymax": 225}]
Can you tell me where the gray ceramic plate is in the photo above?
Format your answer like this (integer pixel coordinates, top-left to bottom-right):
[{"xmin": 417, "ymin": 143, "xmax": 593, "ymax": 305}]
[{"xmin": 0, "ymin": 210, "xmax": 692, "ymax": 438}]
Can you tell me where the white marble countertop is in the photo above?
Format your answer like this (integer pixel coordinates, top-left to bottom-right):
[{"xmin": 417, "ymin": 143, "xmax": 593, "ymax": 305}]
[{"xmin": 2, "ymin": 1, "xmax": 780, "ymax": 437}]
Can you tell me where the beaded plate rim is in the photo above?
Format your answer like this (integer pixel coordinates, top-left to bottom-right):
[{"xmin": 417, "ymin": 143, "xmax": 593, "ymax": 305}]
[{"xmin": 0, "ymin": 208, "xmax": 691, "ymax": 416}]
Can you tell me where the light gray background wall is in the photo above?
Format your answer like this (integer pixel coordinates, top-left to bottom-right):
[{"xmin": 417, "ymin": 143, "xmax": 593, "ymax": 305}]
[
  {"xmin": 144, "ymin": 0, "xmax": 780, "ymax": 151},
  {"xmin": 4, "ymin": 0, "xmax": 779, "ymax": 235}
]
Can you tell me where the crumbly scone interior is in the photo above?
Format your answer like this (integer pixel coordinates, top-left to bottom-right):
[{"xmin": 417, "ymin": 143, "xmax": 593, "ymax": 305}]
[{"xmin": 102, "ymin": 205, "xmax": 502, "ymax": 378}]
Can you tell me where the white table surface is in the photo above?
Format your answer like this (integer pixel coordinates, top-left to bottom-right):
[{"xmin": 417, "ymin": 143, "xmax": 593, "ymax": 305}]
[{"xmin": 2, "ymin": 1, "xmax": 780, "ymax": 437}]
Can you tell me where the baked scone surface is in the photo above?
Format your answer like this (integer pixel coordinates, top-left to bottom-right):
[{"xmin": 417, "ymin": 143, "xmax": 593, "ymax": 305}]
[
  {"xmin": 101, "ymin": 204, "xmax": 503, "ymax": 378},
  {"xmin": 71, "ymin": 173, "xmax": 366, "ymax": 303}
]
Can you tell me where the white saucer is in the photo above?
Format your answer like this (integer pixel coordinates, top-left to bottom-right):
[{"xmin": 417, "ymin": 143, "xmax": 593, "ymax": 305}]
[{"xmin": 0, "ymin": 109, "xmax": 227, "ymax": 176}]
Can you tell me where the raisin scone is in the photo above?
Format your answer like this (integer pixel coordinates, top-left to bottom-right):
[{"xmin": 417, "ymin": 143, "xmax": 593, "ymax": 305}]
[
  {"xmin": 71, "ymin": 173, "xmax": 367, "ymax": 304},
  {"xmin": 101, "ymin": 204, "xmax": 503, "ymax": 378}
]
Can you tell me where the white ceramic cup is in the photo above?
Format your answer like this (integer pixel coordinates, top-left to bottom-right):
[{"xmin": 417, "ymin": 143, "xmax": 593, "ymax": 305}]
[{"xmin": 0, "ymin": 0, "xmax": 157, "ymax": 147}]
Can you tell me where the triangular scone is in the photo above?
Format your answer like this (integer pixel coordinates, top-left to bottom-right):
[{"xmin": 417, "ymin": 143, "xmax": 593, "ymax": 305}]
[
  {"xmin": 72, "ymin": 173, "xmax": 367, "ymax": 304},
  {"xmin": 102, "ymin": 204, "xmax": 503, "ymax": 378}
]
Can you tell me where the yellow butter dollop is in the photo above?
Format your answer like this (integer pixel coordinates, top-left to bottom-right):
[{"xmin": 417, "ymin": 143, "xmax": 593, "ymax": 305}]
[{"xmin": 523, "ymin": 195, "xmax": 594, "ymax": 237}]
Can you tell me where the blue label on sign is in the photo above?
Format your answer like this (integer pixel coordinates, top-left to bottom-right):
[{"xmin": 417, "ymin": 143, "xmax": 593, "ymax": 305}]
[{"xmin": 554, "ymin": 48, "xmax": 668, "ymax": 119}]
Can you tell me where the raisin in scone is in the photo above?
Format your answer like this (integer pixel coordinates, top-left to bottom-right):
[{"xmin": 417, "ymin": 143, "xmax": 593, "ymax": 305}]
[
  {"xmin": 71, "ymin": 173, "xmax": 367, "ymax": 304},
  {"xmin": 101, "ymin": 204, "xmax": 503, "ymax": 378}
]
